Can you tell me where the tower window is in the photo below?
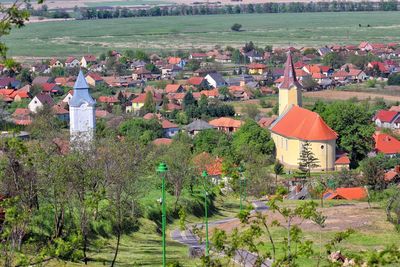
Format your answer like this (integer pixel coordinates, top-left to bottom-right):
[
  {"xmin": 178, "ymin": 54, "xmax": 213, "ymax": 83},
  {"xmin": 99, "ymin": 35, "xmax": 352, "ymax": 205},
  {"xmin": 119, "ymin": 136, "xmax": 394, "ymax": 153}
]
[{"xmin": 321, "ymin": 145, "xmax": 324, "ymax": 149}]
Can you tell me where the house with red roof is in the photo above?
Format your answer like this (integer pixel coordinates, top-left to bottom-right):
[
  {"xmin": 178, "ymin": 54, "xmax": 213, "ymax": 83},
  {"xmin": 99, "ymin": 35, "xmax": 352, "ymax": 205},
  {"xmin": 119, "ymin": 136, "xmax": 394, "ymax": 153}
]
[
  {"xmin": 359, "ymin": 41, "xmax": 373, "ymax": 51},
  {"xmin": 12, "ymin": 108, "xmax": 32, "ymax": 125},
  {"xmin": 42, "ymin": 83, "xmax": 63, "ymax": 95},
  {"xmin": 161, "ymin": 119, "xmax": 179, "ymax": 138},
  {"xmin": 367, "ymin": 61, "xmax": 390, "ymax": 75},
  {"xmin": 374, "ymin": 132, "xmax": 400, "ymax": 157},
  {"xmin": 335, "ymin": 153, "xmax": 350, "ymax": 170},
  {"xmin": 98, "ymin": 96, "xmax": 119, "ymax": 105},
  {"xmin": 193, "ymin": 152, "xmax": 224, "ymax": 183},
  {"xmin": 86, "ymin": 73, "xmax": 104, "ymax": 87},
  {"xmin": 209, "ymin": 117, "xmax": 242, "ymax": 133},
  {"xmin": 270, "ymin": 52, "xmax": 337, "ymax": 171},
  {"xmin": 65, "ymin": 56, "xmax": 80, "ymax": 68},
  {"xmin": 189, "ymin": 53, "xmax": 208, "ymax": 60},
  {"xmin": 229, "ymin": 86, "xmax": 253, "ymax": 101},
  {"xmin": 373, "ymin": 110, "xmax": 400, "ymax": 129},
  {"xmin": 80, "ymin": 54, "xmax": 97, "ymax": 68},
  {"xmin": 49, "ymin": 58, "xmax": 63, "ymax": 68},
  {"xmin": 187, "ymin": 77, "xmax": 208, "ymax": 89},
  {"xmin": 165, "ymin": 84, "xmax": 184, "ymax": 94},
  {"xmin": 323, "ymin": 187, "xmax": 367, "ymax": 200},
  {"xmin": 247, "ymin": 63, "xmax": 267, "ymax": 75}
]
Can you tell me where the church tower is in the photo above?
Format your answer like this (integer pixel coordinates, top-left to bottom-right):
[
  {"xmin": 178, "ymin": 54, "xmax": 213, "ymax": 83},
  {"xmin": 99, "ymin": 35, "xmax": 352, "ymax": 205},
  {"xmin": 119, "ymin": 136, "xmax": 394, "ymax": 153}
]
[
  {"xmin": 278, "ymin": 52, "xmax": 302, "ymax": 116},
  {"xmin": 69, "ymin": 70, "xmax": 96, "ymax": 143}
]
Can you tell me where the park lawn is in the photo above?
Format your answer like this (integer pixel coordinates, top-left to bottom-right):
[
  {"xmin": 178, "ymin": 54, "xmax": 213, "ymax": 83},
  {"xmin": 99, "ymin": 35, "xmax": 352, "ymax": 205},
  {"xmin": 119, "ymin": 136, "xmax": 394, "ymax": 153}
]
[{"xmin": 4, "ymin": 11, "xmax": 400, "ymax": 57}]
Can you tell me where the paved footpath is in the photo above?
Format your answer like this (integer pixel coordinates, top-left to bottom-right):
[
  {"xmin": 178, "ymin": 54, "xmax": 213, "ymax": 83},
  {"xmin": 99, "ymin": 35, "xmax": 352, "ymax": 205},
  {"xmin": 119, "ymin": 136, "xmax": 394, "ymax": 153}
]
[{"xmin": 171, "ymin": 200, "xmax": 272, "ymax": 266}]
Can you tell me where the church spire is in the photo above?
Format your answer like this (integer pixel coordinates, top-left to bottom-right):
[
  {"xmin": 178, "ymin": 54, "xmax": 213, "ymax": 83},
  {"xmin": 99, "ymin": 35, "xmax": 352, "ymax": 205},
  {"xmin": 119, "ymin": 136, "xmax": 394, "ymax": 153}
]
[
  {"xmin": 70, "ymin": 70, "xmax": 96, "ymax": 108},
  {"xmin": 279, "ymin": 51, "xmax": 302, "ymax": 89}
]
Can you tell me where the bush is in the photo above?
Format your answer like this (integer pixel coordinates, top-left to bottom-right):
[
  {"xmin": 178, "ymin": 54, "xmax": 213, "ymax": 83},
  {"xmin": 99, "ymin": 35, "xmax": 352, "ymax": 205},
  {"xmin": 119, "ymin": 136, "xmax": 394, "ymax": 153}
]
[
  {"xmin": 366, "ymin": 79, "xmax": 377, "ymax": 88},
  {"xmin": 231, "ymin": 23, "xmax": 242, "ymax": 31},
  {"xmin": 388, "ymin": 73, "xmax": 400, "ymax": 85}
]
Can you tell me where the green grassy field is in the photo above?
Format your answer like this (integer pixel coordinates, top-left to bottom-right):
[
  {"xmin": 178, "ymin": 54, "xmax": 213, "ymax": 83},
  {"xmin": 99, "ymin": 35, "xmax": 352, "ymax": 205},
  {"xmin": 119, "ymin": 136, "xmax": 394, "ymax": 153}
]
[
  {"xmin": 85, "ymin": 0, "xmax": 174, "ymax": 7},
  {"xmin": 4, "ymin": 11, "xmax": 400, "ymax": 57}
]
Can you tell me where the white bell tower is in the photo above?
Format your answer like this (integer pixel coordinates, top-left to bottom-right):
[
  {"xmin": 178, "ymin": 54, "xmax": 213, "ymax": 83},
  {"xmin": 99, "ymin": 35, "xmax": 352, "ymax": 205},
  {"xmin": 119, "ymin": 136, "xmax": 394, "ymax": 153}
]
[{"xmin": 69, "ymin": 70, "xmax": 96, "ymax": 143}]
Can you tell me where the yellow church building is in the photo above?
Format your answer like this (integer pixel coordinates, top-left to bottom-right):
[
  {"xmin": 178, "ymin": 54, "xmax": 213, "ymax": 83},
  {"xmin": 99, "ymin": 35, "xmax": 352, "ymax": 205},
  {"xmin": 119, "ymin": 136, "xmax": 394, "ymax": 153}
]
[{"xmin": 270, "ymin": 52, "xmax": 337, "ymax": 171}]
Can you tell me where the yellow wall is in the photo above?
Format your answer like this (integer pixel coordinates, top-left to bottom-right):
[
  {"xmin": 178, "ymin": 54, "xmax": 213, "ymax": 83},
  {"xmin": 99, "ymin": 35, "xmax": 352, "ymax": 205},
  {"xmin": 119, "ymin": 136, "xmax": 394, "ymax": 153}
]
[
  {"xmin": 278, "ymin": 87, "xmax": 302, "ymax": 115},
  {"xmin": 249, "ymin": 68, "xmax": 263, "ymax": 75},
  {"xmin": 132, "ymin": 102, "xmax": 144, "ymax": 111},
  {"xmin": 271, "ymin": 132, "xmax": 336, "ymax": 171}
]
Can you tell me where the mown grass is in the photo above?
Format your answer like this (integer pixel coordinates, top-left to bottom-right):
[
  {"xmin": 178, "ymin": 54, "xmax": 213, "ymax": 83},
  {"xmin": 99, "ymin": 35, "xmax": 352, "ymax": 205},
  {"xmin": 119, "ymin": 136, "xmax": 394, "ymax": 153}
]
[
  {"xmin": 5, "ymin": 11, "xmax": 400, "ymax": 57},
  {"xmin": 85, "ymin": 0, "xmax": 174, "ymax": 7}
]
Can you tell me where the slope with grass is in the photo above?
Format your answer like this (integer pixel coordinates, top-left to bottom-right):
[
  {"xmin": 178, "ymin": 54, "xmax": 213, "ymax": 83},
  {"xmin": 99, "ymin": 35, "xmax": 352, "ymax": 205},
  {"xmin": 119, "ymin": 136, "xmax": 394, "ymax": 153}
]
[{"xmin": 5, "ymin": 11, "xmax": 400, "ymax": 57}]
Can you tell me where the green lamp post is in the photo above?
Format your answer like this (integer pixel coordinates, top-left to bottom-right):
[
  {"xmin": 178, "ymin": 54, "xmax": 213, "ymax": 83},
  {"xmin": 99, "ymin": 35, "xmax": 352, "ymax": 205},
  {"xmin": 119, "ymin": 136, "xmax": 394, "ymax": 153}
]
[
  {"xmin": 238, "ymin": 165, "xmax": 246, "ymax": 212},
  {"xmin": 202, "ymin": 170, "xmax": 209, "ymax": 257},
  {"xmin": 157, "ymin": 162, "xmax": 168, "ymax": 267}
]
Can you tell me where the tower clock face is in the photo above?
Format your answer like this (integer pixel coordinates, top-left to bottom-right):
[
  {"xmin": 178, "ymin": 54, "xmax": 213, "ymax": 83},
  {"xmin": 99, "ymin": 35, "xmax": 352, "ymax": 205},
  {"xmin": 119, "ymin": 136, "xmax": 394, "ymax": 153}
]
[{"xmin": 81, "ymin": 102, "xmax": 89, "ymax": 110}]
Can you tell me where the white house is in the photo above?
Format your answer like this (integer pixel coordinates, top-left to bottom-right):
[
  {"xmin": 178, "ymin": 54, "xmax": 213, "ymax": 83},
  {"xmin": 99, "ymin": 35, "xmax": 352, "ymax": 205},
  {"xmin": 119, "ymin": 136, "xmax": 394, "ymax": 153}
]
[
  {"xmin": 204, "ymin": 73, "xmax": 227, "ymax": 88},
  {"xmin": 80, "ymin": 55, "xmax": 97, "ymax": 68},
  {"xmin": 65, "ymin": 57, "xmax": 80, "ymax": 68},
  {"xmin": 373, "ymin": 110, "xmax": 400, "ymax": 129},
  {"xmin": 62, "ymin": 90, "xmax": 73, "ymax": 104},
  {"xmin": 28, "ymin": 93, "xmax": 55, "ymax": 113}
]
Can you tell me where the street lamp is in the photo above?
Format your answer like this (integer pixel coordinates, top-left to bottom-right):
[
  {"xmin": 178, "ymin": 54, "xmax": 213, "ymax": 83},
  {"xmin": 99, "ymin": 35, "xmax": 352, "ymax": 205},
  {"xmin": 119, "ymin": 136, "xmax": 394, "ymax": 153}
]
[
  {"xmin": 202, "ymin": 170, "xmax": 209, "ymax": 257},
  {"xmin": 157, "ymin": 162, "xmax": 168, "ymax": 267},
  {"xmin": 238, "ymin": 165, "xmax": 246, "ymax": 212}
]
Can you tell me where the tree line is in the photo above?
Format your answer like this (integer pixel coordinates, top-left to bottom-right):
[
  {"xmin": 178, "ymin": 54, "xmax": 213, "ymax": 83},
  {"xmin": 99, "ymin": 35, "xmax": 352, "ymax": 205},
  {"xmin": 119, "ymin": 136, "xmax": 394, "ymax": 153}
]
[{"xmin": 27, "ymin": 0, "xmax": 398, "ymax": 20}]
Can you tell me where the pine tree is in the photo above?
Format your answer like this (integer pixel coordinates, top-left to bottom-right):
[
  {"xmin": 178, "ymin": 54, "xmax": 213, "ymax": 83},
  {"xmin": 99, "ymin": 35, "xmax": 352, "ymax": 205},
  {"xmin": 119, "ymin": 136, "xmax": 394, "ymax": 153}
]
[
  {"xmin": 142, "ymin": 91, "xmax": 156, "ymax": 114},
  {"xmin": 298, "ymin": 141, "xmax": 320, "ymax": 178}
]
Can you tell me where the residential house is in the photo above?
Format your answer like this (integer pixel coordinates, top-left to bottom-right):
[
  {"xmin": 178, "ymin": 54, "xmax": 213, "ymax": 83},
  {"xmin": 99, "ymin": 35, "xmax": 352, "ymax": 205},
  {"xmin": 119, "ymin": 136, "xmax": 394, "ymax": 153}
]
[
  {"xmin": 49, "ymin": 58, "xmax": 64, "ymax": 68},
  {"xmin": 32, "ymin": 76, "xmax": 52, "ymax": 87},
  {"xmin": 162, "ymin": 119, "xmax": 179, "ymax": 138},
  {"xmin": 10, "ymin": 85, "xmax": 30, "ymax": 102},
  {"xmin": 228, "ymin": 86, "xmax": 253, "ymax": 101},
  {"xmin": 359, "ymin": 41, "xmax": 373, "ymax": 51},
  {"xmin": 52, "ymin": 104, "xmax": 69, "ymax": 122},
  {"xmin": 367, "ymin": 61, "xmax": 390, "ymax": 76},
  {"xmin": 187, "ymin": 77, "xmax": 208, "ymax": 89},
  {"xmin": 0, "ymin": 77, "xmax": 20, "ymax": 89},
  {"xmin": 348, "ymin": 69, "xmax": 368, "ymax": 82},
  {"xmin": 317, "ymin": 47, "xmax": 332, "ymax": 57},
  {"xmin": 209, "ymin": 117, "xmax": 242, "ymax": 133},
  {"xmin": 132, "ymin": 67, "xmax": 152, "ymax": 81},
  {"xmin": 243, "ymin": 50, "xmax": 263, "ymax": 62},
  {"xmin": 12, "ymin": 108, "xmax": 32, "ymax": 125},
  {"xmin": 189, "ymin": 53, "xmax": 208, "ymax": 60},
  {"xmin": 247, "ymin": 63, "xmax": 267, "ymax": 75},
  {"xmin": 374, "ymin": 132, "xmax": 400, "ymax": 157},
  {"xmin": 28, "ymin": 93, "xmax": 55, "ymax": 113},
  {"xmin": 193, "ymin": 152, "xmax": 223, "ymax": 184},
  {"xmin": 86, "ymin": 73, "xmax": 104, "ymax": 87},
  {"xmin": 161, "ymin": 64, "xmax": 182, "ymax": 79},
  {"xmin": 80, "ymin": 55, "xmax": 97, "ymax": 68},
  {"xmin": 334, "ymin": 153, "xmax": 351, "ymax": 170},
  {"xmin": 385, "ymin": 166, "xmax": 400, "ymax": 184},
  {"xmin": 98, "ymin": 96, "xmax": 119, "ymax": 106},
  {"xmin": 65, "ymin": 57, "xmax": 80, "ymax": 68},
  {"xmin": 373, "ymin": 110, "xmax": 400, "ymax": 129},
  {"xmin": 168, "ymin": 57, "xmax": 185, "ymax": 68},
  {"xmin": 42, "ymin": 83, "xmax": 63, "ymax": 95},
  {"xmin": 323, "ymin": 187, "xmax": 367, "ymax": 200},
  {"xmin": 205, "ymin": 73, "xmax": 227, "ymax": 88},
  {"xmin": 184, "ymin": 119, "xmax": 215, "ymax": 136},
  {"xmin": 165, "ymin": 84, "xmax": 185, "ymax": 94},
  {"xmin": 63, "ymin": 90, "xmax": 73, "ymax": 104},
  {"xmin": 215, "ymin": 54, "xmax": 231, "ymax": 63}
]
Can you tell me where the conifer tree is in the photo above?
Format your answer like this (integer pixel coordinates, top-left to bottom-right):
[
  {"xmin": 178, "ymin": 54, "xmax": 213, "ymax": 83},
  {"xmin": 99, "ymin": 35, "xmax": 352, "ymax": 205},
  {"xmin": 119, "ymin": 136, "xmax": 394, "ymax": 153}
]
[{"xmin": 298, "ymin": 141, "xmax": 320, "ymax": 178}]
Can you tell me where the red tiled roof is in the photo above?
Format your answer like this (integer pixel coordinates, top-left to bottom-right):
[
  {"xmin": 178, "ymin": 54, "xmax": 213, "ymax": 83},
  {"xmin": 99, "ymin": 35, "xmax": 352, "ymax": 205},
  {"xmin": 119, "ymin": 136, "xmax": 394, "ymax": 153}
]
[
  {"xmin": 247, "ymin": 63, "xmax": 267, "ymax": 69},
  {"xmin": 132, "ymin": 93, "xmax": 147, "ymax": 103},
  {"xmin": 389, "ymin": 106, "xmax": 400, "ymax": 112},
  {"xmin": 324, "ymin": 187, "xmax": 367, "ymax": 200},
  {"xmin": 312, "ymin": 72, "xmax": 327, "ymax": 79},
  {"xmin": 374, "ymin": 110, "xmax": 398, "ymax": 123},
  {"xmin": 295, "ymin": 69, "xmax": 309, "ymax": 77},
  {"xmin": 168, "ymin": 57, "xmax": 181, "ymax": 65},
  {"xmin": 319, "ymin": 66, "xmax": 331, "ymax": 72},
  {"xmin": 193, "ymin": 152, "xmax": 223, "ymax": 176},
  {"xmin": 187, "ymin": 77, "xmax": 204, "ymax": 86},
  {"xmin": 0, "ymin": 89, "xmax": 14, "ymax": 96},
  {"xmin": 52, "ymin": 105, "xmax": 69, "ymax": 115},
  {"xmin": 161, "ymin": 119, "xmax": 178, "ymax": 129},
  {"xmin": 13, "ymin": 108, "xmax": 30, "ymax": 117},
  {"xmin": 385, "ymin": 170, "xmax": 398, "ymax": 182},
  {"xmin": 258, "ymin": 117, "xmax": 275, "ymax": 128},
  {"xmin": 96, "ymin": 109, "xmax": 111, "ymax": 118},
  {"xmin": 294, "ymin": 61, "xmax": 305, "ymax": 69},
  {"xmin": 201, "ymin": 89, "xmax": 219, "ymax": 98},
  {"xmin": 153, "ymin": 138, "xmax": 173, "ymax": 146},
  {"xmin": 368, "ymin": 61, "xmax": 389, "ymax": 73},
  {"xmin": 42, "ymin": 83, "xmax": 57, "ymax": 92},
  {"xmin": 374, "ymin": 132, "xmax": 400, "ymax": 154},
  {"xmin": 165, "ymin": 84, "xmax": 183, "ymax": 94},
  {"xmin": 98, "ymin": 96, "xmax": 119, "ymax": 103},
  {"xmin": 87, "ymin": 72, "xmax": 103, "ymax": 81},
  {"xmin": 335, "ymin": 154, "xmax": 350, "ymax": 165},
  {"xmin": 83, "ymin": 54, "xmax": 96, "ymax": 62},
  {"xmin": 271, "ymin": 106, "xmax": 337, "ymax": 141},
  {"xmin": 209, "ymin": 117, "xmax": 242, "ymax": 128}
]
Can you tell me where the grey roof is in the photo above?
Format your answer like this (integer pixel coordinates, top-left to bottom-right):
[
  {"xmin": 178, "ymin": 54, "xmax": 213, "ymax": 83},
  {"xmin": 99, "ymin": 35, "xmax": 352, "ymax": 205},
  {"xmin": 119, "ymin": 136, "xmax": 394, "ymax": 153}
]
[
  {"xmin": 69, "ymin": 70, "xmax": 96, "ymax": 108},
  {"xmin": 207, "ymin": 72, "xmax": 226, "ymax": 85},
  {"xmin": 185, "ymin": 119, "xmax": 215, "ymax": 132},
  {"xmin": 35, "ymin": 93, "xmax": 55, "ymax": 106}
]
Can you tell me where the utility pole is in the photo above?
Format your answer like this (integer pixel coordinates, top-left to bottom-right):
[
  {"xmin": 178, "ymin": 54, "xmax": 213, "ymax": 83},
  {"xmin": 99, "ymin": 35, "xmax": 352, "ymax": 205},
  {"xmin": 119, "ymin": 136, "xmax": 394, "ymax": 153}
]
[
  {"xmin": 202, "ymin": 170, "xmax": 209, "ymax": 256},
  {"xmin": 157, "ymin": 162, "xmax": 168, "ymax": 267}
]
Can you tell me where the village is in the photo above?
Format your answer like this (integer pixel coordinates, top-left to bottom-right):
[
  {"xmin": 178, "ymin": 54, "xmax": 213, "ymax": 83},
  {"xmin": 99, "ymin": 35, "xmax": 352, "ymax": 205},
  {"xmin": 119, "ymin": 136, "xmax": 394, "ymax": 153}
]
[{"xmin": 1, "ymin": 38, "xmax": 400, "ymax": 266}]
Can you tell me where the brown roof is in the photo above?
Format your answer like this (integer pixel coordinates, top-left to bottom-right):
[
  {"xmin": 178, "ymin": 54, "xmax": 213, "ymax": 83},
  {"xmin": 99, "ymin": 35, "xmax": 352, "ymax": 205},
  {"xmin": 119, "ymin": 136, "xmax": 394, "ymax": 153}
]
[
  {"xmin": 279, "ymin": 52, "xmax": 302, "ymax": 89},
  {"xmin": 209, "ymin": 117, "xmax": 242, "ymax": 128}
]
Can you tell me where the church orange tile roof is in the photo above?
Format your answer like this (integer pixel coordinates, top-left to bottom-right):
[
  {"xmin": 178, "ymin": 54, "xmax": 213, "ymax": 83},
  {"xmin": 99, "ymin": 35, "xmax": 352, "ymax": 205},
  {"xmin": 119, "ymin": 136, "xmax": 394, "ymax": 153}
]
[{"xmin": 270, "ymin": 105, "xmax": 337, "ymax": 141}]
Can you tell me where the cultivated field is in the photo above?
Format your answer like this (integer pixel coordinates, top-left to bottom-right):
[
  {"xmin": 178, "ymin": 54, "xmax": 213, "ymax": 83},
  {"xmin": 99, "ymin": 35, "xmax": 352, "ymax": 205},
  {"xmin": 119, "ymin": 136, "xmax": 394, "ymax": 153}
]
[
  {"xmin": 304, "ymin": 89, "xmax": 400, "ymax": 103},
  {"xmin": 4, "ymin": 11, "xmax": 400, "ymax": 57}
]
